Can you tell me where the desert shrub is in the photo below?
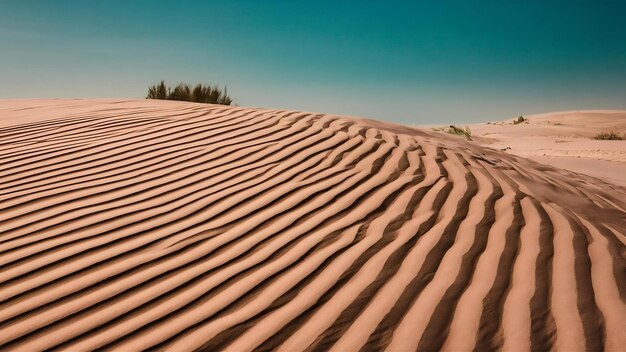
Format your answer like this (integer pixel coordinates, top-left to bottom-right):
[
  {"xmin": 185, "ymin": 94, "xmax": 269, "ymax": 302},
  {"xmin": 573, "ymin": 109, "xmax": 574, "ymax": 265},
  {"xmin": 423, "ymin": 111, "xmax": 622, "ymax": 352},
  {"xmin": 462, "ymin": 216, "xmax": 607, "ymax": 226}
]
[
  {"xmin": 146, "ymin": 81, "xmax": 233, "ymax": 105},
  {"xmin": 513, "ymin": 115, "xmax": 527, "ymax": 124},
  {"xmin": 446, "ymin": 125, "xmax": 472, "ymax": 140},
  {"xmin": 168, "ymin": 83, "xmax": 192, "ymax": 101},
  {"xmin": 190, "ymin": 84, "xmax": 233, "ymax": 105},
  {"xmin": 593, "ymin": 132, "xmax": 624, "ymax": 140},
  {"xmin": 146, "ymin": 81, "xmax": 168, "ymax": 100}
]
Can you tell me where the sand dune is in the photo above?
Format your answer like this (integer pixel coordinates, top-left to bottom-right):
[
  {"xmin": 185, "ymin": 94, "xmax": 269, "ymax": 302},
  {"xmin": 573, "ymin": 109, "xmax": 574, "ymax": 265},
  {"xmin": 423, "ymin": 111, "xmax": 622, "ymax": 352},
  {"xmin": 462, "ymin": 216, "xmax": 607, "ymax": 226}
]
[
  {"xmin": 469, "ymin": 110, "xmax": 626, "ymax": 187},
  {"xmin": 0, "ymin": 100, "xmax": 624, "ymax": 351}
]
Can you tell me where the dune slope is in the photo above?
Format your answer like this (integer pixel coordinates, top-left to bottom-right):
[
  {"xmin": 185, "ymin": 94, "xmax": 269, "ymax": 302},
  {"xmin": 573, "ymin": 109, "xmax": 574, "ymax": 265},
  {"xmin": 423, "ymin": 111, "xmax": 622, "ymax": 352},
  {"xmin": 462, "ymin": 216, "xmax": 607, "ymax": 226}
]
[{"xmin": 0, "ymin": 100, "xmax": 624, "ymax": 351}]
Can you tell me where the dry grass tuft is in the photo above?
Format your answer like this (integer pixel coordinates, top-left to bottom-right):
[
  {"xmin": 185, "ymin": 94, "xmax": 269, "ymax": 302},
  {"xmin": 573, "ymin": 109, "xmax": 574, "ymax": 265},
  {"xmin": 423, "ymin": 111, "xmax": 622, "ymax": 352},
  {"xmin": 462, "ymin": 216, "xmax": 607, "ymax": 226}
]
[{"xmin": 593, "ymin": 132, "xmax": 624, "ymax": 140}]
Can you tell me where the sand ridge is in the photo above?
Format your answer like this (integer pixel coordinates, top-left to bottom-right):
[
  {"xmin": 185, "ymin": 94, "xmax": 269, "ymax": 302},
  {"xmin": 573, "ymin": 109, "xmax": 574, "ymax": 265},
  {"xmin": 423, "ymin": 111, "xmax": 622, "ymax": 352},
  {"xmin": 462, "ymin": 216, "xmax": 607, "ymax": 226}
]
[{"xmin": 0, "ymin": 100, "xmax": 624, "ymax": 351}]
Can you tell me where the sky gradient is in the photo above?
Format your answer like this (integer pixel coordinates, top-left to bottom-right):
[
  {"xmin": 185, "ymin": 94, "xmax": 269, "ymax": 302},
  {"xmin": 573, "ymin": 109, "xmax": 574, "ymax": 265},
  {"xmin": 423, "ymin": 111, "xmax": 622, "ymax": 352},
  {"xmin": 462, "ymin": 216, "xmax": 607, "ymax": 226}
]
[{"xmin": 1, "ymin": 0, "xmax": 625, "ymax": 124}]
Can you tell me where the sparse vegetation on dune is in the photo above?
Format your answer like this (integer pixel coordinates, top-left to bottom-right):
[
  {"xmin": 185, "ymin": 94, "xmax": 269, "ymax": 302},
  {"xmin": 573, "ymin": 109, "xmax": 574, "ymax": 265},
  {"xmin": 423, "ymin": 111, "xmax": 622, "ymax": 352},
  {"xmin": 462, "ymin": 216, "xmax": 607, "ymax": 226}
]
[
  {"xmin": 513, "ymin": 115, "xmax": 528, "ymax": 124},
  {"xmin": 594, "ymin": 131, "xmax": 624, "ymax": 140},
  {"xmin": 433, "ymin": 125, "xmax": 472, "ymax": 140},
  {"xmin": 446, "ymin": 125, "xmax": 472, "ymax": 140},
  {"xmin": 147, "ymin": 81, "xmax": 234, "ymax": 105}
]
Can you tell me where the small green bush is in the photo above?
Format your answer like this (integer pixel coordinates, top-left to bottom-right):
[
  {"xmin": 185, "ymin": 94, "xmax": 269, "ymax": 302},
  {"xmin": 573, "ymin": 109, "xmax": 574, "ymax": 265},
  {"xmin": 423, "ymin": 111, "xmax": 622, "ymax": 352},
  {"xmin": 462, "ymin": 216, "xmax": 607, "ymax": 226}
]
[
  {"xmin": 147, "ymin": 81, "xmax": 233, "ymax": 105},
  {"xmin": 593, "ymin": 132, "xmax": 624, "ymax": 140},
  {"xmin": 147, "ymin": 81, "xmax": 168, "ymax": 100}
]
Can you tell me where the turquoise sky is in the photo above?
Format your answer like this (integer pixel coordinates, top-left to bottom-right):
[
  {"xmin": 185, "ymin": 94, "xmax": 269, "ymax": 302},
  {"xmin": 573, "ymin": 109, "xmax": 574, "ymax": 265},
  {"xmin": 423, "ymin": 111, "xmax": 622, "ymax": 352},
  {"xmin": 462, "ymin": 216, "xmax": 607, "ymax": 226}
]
[{"xmin": 1, "ymin": 0, "xmax": 625, "ymax": 124}]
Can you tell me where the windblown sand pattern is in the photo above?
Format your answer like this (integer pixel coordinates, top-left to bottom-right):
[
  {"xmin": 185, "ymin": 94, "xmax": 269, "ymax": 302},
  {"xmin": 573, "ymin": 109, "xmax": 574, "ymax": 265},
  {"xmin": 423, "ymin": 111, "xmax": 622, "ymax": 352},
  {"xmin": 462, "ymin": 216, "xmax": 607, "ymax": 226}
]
[{"xmin": 0, "ymin": 100, "xmax": 624, "ymax": 351}]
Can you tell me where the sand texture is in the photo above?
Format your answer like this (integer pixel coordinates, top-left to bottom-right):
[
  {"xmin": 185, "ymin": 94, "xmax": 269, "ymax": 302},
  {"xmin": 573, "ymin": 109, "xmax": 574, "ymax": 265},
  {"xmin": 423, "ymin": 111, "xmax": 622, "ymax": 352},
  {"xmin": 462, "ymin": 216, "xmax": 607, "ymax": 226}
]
[{"xmin": 0, "ymin": 100, "xmax": 624, "ymax": 351}]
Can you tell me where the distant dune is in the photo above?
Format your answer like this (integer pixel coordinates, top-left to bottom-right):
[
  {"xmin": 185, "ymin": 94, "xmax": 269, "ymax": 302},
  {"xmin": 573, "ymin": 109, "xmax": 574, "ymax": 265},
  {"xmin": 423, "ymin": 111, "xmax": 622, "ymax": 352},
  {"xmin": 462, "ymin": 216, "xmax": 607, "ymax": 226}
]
[
  {"xmin": 0, "ymin": 100, "xmax": 624, "ymax": 351},
  {"xmin": 469, "ymin": 110, "xmax": 626, "ymax": 187}
]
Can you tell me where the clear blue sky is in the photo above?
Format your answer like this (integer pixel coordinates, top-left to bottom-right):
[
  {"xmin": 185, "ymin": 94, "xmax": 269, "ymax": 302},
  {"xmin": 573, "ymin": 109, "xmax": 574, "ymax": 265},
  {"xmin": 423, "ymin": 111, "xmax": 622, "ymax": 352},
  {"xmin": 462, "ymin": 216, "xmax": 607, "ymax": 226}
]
[{"xmin": 1, "ymin": 0, "xmax": 625, "ymax": 124}]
